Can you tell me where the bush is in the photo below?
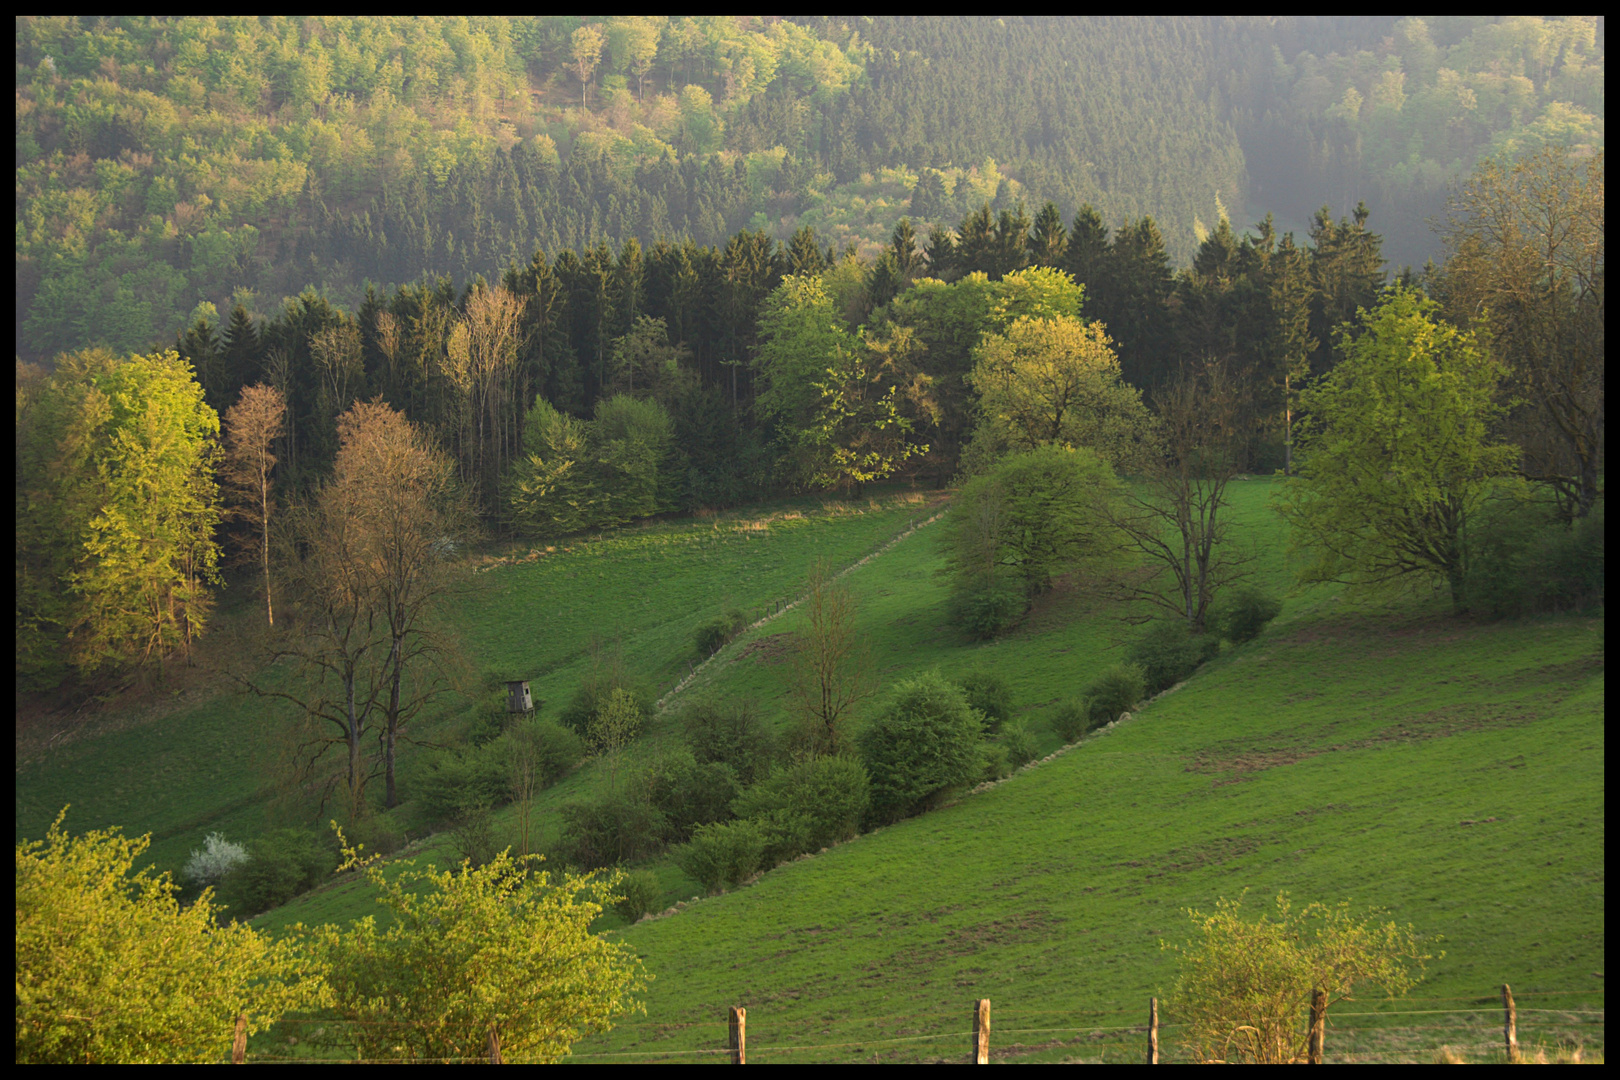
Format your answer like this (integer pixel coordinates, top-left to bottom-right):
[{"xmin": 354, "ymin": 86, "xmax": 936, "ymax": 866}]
[
  {"xmin": 17, "ymin": 812, "xmax": 325, "ymax": 1064},
  {"xmin": 732, "ymin": 756, "xmax": 870, "ymax": 863},
  {"xmin": 1001, "ymin": 720, "xmax": 1038, "ymax": 768},
  {"xmin": 1465, "ymin": 495, "xmax": 1605, "ymax": 617},
  {"xmin": 859, "ymin": 672, "xmax": 986, "ymax": 825},
  {"xmin": 1167, "ymin": 892, "xmax": 1435, "ymax": 1064},
  {"xmin": 639, "ymin": 749, "xmax": 740, "ymax": 843},
  {"xmin": 614, "ymin": 869, "xmax": 663, "ymax": 923},
  {"xmin": 558, "ymin": 662, "xmax": 652, "ymax": 738},
  {"xmin": 947, "ymin": 571, "xmax": 1025, "ymax": 640},
  {"xmin": 1215, "ymin": 586, "xmax": 1284, "ymax": 644},
  {"xmin": 451, "ymin": 802, "xmax": 498, "ymax": 868},
  {"xmin": 415, "ymin": 743, "xmax": 511, "ymax": 826},
  {"xmin": 1082, "ymin": 663, "xmax": 1146, "ymax": 727},
  {"xmin": 559, "ymin": 792, "xmax": 667, "ymax": 868},
  {"xmin": 955, "ymin": 670, "xmax": 1013, "ymax": 731},
  {"xmin": 674, "ymin": 819, "xmax": 766, "ymax": 894},
  {"xmin": 1051, "ymin": 699, "xmax": 1090, "ymax": 743},
  {"xmin": 510, "ymin": 718, "xmax": 585, "ymax": 788},
  {"xmin": 215, "ymin": 828, "xmax": 339, "ymax": 918},
  {"xmin": 181, "ymin": 831, "xmax": 248, "ymax": 888},
  {"xmin": 1127, "ymin": 621, "xmax": 1219, "ymax": 695},
  {"xmin": 694, "ymin": 608, "xmax": 748, "ymax": 658},
  {"xmin": 681, "ymin": 699, "xmax": 777, "ymax": 786},
  {"xmin": 979, "ymin": 741, "xmax": 1011, "ymax": 782},
  {"xmin": 302, "ymin": 846, "xmax": 646, "ymax": 1064},
  {"xmin": 344, "ymin": 812, "xmax": 405, "ymax": 857}
]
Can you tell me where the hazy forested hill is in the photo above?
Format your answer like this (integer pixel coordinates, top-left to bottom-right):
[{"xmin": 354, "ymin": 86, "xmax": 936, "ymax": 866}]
[{"xmin": 14, "ymin": 16, "xmax": 1603, "ymax": 362}]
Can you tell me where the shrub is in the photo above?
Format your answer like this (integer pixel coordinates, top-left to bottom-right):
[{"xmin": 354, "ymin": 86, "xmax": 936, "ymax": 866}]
[
  {"xmin": 732, "ymin": 756, "xmax": 870, "ymax": 863},
  {"xmin": 614, "ymin": 869, "xmax": 663, "ymax": 923},
  {"xmin": 344, "ymin": 812, "xmax": 405, "ymax": 857},
  {"xmin": 415, "ymin": 743, "xmax": 511, "ymax": 826},
  {"xmin": 681, "ymin": 699, "xmax": 777, "ymax": 785},
  {"xmin": 182, "ymin": 831, "xmax": 249, "ymax": 888},
  {"xmin": 17, "ymin": 811, "xmax": 325, "ymax": 1064},
  {"xmin": 1001, "ymin": 720, "xmax": 1038, "ymax": 768},
  {"xmin": 1166, "ymin": 892, "xmax": 1436, "ymax": 1064},
  {"xmin": 639, "ymin": 749, "xmax": 740, "ymax": 843},
  {"xmin": 1465, "ymin": 494, "xmax": 1605, "ymax": 617},
  {"xmin": 1215, "ymin": 586, "xmax": 1284, "ymax": 644},
  {"xmin": 1051, "ymin": 699, "xmax": 1090, "ymax": 743},
  {"xmin": 1127, "ymin": 621, "xmax": 1218, "ymax": 695},
  {"xmin": 451, "ymin": 802, "xmax": 498, "ymax": 868},
  {"xmin": 674, "ymin": 819, "xmax": 767, "ymax": 894},
  {"xmin": 302, "ymin": 844, "xmax": 646, "ymax": 1064},
  {"xmin": 947, "ymin": 570, "xmax": 1025, "ymax": 640},
  {"xmin": 694, "ymin": 608, "xmax": 748, "ymax": 657},
  {"xmin": 511, "ymin": 719, "xmax": 585, "ymax": 788},
  {"xmin": 559, "ymin": 792, "xmax": 667, "ymax": 868},
  {"xmin": 558, "ymin": 656, "xmax": 652, "ymax": 737},
  {"xmin": 215, "ymin": 828, "xmax": 338, "ymax": 918},
  {"xmin": 979, "ymin": 741, "xmax": 1012, "ymax": 782},
  {"xmin": 858, "ymin": 672, "xmax": 986, "ymax": 825},
  {"xmin": 1082, "ymin": 663, "xmax": 1146, "ymax": 726},
  {"xmin": 955, "ymin": 670, "xmax": 1014, "ymax": 731}
]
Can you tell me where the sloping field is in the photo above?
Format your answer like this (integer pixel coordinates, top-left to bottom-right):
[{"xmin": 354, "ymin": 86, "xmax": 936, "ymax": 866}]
[
  {"xmin": 556, "ymin": 482, "xmax": 1604, "ymax": 1064},
  {"xmin": 14, "ymin": 493, "xmax": 938, "ymax": 873}
]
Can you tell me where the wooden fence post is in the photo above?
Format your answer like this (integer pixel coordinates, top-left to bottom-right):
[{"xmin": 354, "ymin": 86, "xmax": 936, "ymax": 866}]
[
  {"xmin": 729, "ymin": 1006, "xmax": 746, "ymax": 1064},
  {"xmin": 972, "ymin": 998, "xmax": 991, "ymax": 1064},
  {"xmin": 488, "ymin": 1023, "xmax": 502, "ymax": 1064},
  {"xmin": 1307, "ymin": 988, "xmax": 1326, "ymax": 1064},
  {"xmin": 1147, "ymin": 997, "xmax": 1159, "ymax": 1064},
  {"xmin": 231, "ymin": 1013, "xmax": 247, "ymax": 1064},
  {"xmin": 1503, "ymin": 984, "xmax": 1519, "ymax": 1063}
]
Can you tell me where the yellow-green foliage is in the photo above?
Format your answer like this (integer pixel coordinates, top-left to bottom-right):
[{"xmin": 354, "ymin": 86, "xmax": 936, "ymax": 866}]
[
  {"xmin": 15, "ymin": 810, "xmax": 327, "ymax": 1064},
  {"xmin": 300, "ymin": 838, "xmax": 647, "ymax": 1063},
  {"xmin": 1165, "ymin": 891, "xmax": 1438, "ymax": 1064}
]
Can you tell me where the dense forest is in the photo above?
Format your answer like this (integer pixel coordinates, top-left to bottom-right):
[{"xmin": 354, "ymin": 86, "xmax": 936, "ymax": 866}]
[{"xmin": 15, "ymin": 16, "xmax": 1604, "ymax": 362}]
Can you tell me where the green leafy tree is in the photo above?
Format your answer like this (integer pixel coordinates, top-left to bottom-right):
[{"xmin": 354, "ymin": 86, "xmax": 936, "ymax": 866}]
[
  {"xmin": 1165, "ymin": 892, "xmax": 1437, "ymax": 1065},
  {"xmin": 859, "ymin": 672, "xmax": 986, "ymax": 824},
  {"xmin": 968, "ymin": 315, "xmax": 1152, "ymax": 473},
  {"xmin": 588, "ymin": 687, "xmax": 643, "ymax": 792},
  {"xmin": 942, "ymin": 445, "xmax": 1125, "ymax": 600},
  {"xmin": 756, "ymin": 274, "xmax": 926, "ymax": 493},
  {"xmin": 506, "ymin": 397, "xmax": 597, "ymax": 537},
  {"xmin": 303, "ymin": 838, "xmax": 646, "ymax": 1064},
  {"xmin": 16, "ymin": 811, "xmax": 328, "ymax": 1064},
  {"xmin": 1277, "ymin": 287, "xmax": 1519, "ymax": 611},
  {"xmin": 15, "ymin": 349, "xmax": 223, "ymax": 684}
]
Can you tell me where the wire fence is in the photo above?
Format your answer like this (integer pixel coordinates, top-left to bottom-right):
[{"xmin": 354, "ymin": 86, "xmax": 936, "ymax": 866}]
[{"xmin": 229, "ymin": 986, "xmax": 1603, "ymax": 1064}]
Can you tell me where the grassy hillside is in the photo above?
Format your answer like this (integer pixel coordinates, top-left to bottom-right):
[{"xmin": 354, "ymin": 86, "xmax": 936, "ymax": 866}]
[
  {"xmin": 554, "ymin": 478, "xmax": 1601, "ymax": 1063},
  {"xmin": 14, "ymin": 491, "xmax": 936, "ymax": 874},
  {"xmin": 17, "ymin": 478, "xmax": 1604, "ymax": 1063}
]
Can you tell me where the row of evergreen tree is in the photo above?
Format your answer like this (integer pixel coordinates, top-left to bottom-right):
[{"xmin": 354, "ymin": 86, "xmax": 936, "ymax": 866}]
[{"xmin": 176, "ymin": 196, "xmax": 1387, "ymax": 515}]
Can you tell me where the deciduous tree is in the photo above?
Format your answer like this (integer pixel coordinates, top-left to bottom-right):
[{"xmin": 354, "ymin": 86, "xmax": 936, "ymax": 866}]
[
  {"xmin": 1440, "ymin": 146, "xmax": 1604, "ymax": 520},
  {"xmin": 221, "ymin": 383, "xmax": 286, "ymax": 627},
  {"xmin": 1277, "ymin": 287, "xmax": 1518, "ymax": 612},
  {"xmin": 16, "ymin": 811, "xmax": 327, "ymax": 1064},
  {"xmin": 968, "ymin": 315, "xmax": 1152, "ymax": 472}
]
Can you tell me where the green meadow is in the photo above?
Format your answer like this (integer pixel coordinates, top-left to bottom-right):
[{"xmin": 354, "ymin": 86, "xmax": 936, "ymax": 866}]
[{"xmin": 16, "ymin": 479, "xmax": 1605, "ymax": 1063}]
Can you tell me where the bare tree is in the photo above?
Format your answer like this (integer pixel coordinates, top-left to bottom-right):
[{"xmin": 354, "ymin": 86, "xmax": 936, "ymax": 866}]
[
  {"xmin": 1111, "ymin": 365, "xmax": 1254, "ymax": 632},
  {"xmin": 335, "ymin": 401, "xmax": 473, "ymax": 808},
  {"xmin": 221, "ymin": 384, "xmax": 286, "ymax": 627},
  {"xmin": 459, "ymin": 285, "xmax": 526, "ymax": 504},
  {"xmin": 246, "ymin": 401, "xmax": 470, "ymax": 816},
  {"xmin": 1441, "ymin": 146, "xmax": 1604, "ymax": 520},
  {"xmin": 789, "ymin": 562, "xmax": 873, "ymax": 756}
]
